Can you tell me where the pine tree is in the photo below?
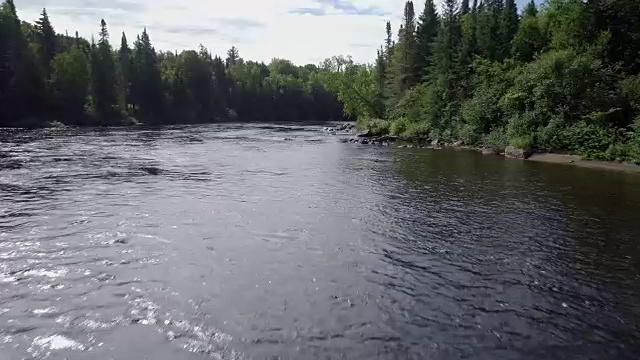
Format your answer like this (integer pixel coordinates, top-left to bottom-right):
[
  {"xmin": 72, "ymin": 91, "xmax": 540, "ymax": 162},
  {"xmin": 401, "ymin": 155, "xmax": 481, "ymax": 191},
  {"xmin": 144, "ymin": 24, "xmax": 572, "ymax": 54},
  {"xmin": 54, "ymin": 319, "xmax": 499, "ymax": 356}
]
[
  {"xmin": 403, "ymin": 1, "xmax": 418, "ymax": 88},
  {"xmin": 131, "ymin": 28, "xmax": 164, "ymax": 122},
  {"xmin": 0, "ymin": 0, "xmax": 48, "ymax": 125},
  {"xmin": 34, "ymin": 8, "xmax": 56, "ymax": 76},
  {"xmin": 375, "ymin": 46, "xmax": 386, "ymax": 114},
  {"xmin": 501, "ymin": 0, "xmax": 519, "ymax": 58},
  {"xmin": 461, "ymin": 0, "xmax": 470, "ymax": 15},
  {"xmin": 511, "ymin": 0, "xmax": 543, "ymax": 62},
  {"xmin": 385, "ymin": 21, "xmax": 393, "ymax": 62},
  {"xmin": 415, "ymin": 0, "xmax": 439, "ymax": 80},
  {"xmin": 432, "ymin": 0, "xmax": 462, "ymax": 126},
  {"xmin": 118, "ymin": 32, "xmax": 132, "ymax": 111},
  {"xmin": 91, "ymin": 19, "xmax": 118, "ymax": 120},
  {"xmin": 476, "ymin": 0, "xmax": 503, "ymax": 61},
  {"xmin": 388, "ymin": 1, "xmax": 419, "ymax": 99},
  {"xmin": 226, "ymin": 46, "xmax": 239, "ymax": 68}
]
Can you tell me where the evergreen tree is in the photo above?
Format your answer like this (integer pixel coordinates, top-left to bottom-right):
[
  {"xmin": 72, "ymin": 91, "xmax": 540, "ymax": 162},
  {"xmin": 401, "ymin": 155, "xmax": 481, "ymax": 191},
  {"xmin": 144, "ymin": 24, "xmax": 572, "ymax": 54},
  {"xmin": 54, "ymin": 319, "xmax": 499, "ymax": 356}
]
[
  {"xmin": 34, "ymin": 8, "xmax": 56, "ymax": 76},
  {"xmin": 118, "ymin": 32, "xmax": 132, "ymax": 110},
  {"xmin": 384, "ymin": 21, "xmax": 393, "ymax": 61},
  {"xmin": 131, "ymin": 28, "xmax": 164, "ymax": 122},
  {"xmin": 91, "ymin": 19, "xmax": 118, "ymax": 120},
  {"xmin": 511, "ymin": 0, "xmax": 544, "ymax": 62},
  {"xmin": 461, "ymin": 0, "xmax": 470, "ymax": 15},
  {"xmin": 226, "ymin": 46, "xmax": 239, "ymax": 68},
  {"xmin": 415, "ymin": 0, "xmax": 439, "ymax": 79},
  {"xmin": 432, "ymin": 0, "xmax": 462, "ymax": 126},
  {"xmin": 500, "ymin": 0, "xmax": 519, "ymax": 58},
  {"xmin": 476, "ymin": 0, "xmax": 503, "ymax": 61}
]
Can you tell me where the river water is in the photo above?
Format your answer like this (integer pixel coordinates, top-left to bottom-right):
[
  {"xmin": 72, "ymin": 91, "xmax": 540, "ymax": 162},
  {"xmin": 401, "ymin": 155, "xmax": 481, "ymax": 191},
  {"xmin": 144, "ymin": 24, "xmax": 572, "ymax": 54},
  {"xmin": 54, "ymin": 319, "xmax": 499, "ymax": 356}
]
[{"xmin": 1, "ymin": 124, "xmax": 639, "ymax": 360}]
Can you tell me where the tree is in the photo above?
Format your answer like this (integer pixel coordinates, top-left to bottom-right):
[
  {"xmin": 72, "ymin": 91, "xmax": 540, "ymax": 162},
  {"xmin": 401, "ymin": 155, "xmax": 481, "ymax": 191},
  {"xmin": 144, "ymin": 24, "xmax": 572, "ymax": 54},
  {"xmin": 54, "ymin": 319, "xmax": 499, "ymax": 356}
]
[
  {"xmin": 118, "ymin": 32, "xmax": 132, "ymax": 111},
  {"xmin": 384, "ymin": 21, "xmax": 394, "ymax": 61},
  {"xmin": 387, "ymin": 1, "xmax": 419, "ymax": 102},
  {"xmin": 131, "ymin": 28, "xmax": 164, "ymax": 122},
  {"xmin": 91, "ymin": 19, "xmax": 119, "ymax": 120},
  {"xmin": 500, "ymin": 0, "xmax": 519, "ymax": 58},
  {"xmin": 34, "ymin": 8, "xmax": 56, "ymax": 76},
  {"xmin": 476, "ymin": 0, "xmax": 503, "ymax": 61},
  {"xmin": 415, "ymin": 0, "xmax": 439, "ymax": 79},
  {"xmin": 431, "ymin": 0, "xmax": 462, "ymax": 127},
  {"xmin": 51, "ymin": 45, "xmax": 90, "ymax": 123},
  {"xmin": 226, "ymin": 46, "xmax": 239, "ymax": 68},
  {"xmin": 461, "ymin": 0, "xmax": 470, "ymax": 15},
  {"xmin": 512, "ymin": 1, "xmax": 545, "ymax": 62}
]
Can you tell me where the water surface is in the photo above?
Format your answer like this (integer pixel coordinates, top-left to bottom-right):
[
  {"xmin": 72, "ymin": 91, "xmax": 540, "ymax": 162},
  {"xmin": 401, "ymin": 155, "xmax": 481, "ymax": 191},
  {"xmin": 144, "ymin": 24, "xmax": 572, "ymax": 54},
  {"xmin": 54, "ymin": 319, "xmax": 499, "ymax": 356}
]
[{"xmin": 1, "ymin": 124, "xmax": 640, "ymax": 359}]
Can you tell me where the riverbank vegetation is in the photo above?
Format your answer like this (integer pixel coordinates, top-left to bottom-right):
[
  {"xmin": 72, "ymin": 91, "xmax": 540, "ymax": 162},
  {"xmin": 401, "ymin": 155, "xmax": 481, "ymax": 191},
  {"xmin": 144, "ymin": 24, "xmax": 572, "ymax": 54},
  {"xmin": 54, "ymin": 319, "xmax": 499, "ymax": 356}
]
[
  {"xmin": 0, "ymin": 0, "xmax": 345, "ymax": 127},
  {"xmin": 342, "ymin": 0, "xmax": 640, "ymax": 162}
]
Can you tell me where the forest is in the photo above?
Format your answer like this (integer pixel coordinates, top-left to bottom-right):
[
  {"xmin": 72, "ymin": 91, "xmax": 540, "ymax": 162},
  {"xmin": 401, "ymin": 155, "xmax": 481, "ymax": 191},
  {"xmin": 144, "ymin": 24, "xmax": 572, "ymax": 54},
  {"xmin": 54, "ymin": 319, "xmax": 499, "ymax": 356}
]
[
  {"xmin": 345, "ymin": 0, "xmax": 640, "ymax": 162},
  {"xmin": 1, "ymin": 0, "xmax": 640, "ymax": 161},
  {"xmin": 0, "ymin": 0, "xmax": 346, "ymax": 127}
]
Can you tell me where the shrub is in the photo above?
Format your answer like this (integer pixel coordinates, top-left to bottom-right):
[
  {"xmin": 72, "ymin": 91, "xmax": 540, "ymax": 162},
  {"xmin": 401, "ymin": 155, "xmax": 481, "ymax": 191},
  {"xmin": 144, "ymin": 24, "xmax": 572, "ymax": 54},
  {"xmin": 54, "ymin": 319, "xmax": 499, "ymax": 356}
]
[
  {"xmin": 357, "ymin": 118, "xmax": 391, "ymax": 136},
  {"xmin": 390, "ymin": 117, "xmax": 409, "ymax": 136},
  {"xmin": 403, "ymin": 121, "xmax": 432, "ymax": 138},
  {"xmin": 483, "ymin": 127, "xmax": 509, "ymax": 151},
  {"xmin": 510, "ymin": 135, "xmax": 535, "ymax": 149}
]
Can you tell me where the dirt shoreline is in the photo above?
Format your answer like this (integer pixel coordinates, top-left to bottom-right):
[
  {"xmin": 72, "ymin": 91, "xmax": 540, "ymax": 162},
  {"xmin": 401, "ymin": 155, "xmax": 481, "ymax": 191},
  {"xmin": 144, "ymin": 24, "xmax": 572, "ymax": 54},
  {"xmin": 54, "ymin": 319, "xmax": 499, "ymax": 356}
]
[{"xmin": 525, "ymin": 153, "xmax": 640, "ymax": 173}]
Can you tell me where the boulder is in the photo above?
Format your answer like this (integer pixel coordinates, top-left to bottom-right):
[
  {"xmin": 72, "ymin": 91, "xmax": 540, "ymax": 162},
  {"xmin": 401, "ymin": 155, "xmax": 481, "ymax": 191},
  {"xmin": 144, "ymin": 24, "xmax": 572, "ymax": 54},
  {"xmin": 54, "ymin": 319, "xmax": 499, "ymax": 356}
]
[
  {"xmin": 431, "ymin": 139, "xmax": 440, "ymax": 147},
  {"xmin": 452, "ymin": 140, "xmax": 463, "ymax": 147},
  {"xmin": 482, "ymin": 148, "xmax": 498, "ymax": 155},
  {"xmin": 505, "ymin": 146, "xmax": 534, "ymax": 159},
  {"xmin": 360, "ymin": 139, "xmax": 370, "ymax": 145}
]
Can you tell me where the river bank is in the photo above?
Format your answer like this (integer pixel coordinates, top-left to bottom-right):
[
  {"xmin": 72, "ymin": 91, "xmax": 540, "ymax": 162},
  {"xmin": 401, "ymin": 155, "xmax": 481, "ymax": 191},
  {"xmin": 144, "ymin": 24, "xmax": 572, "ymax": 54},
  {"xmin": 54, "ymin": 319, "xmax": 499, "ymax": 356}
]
[{"xmin": 341, "ymin": 130, "xmax": 640, "ymax": 174}]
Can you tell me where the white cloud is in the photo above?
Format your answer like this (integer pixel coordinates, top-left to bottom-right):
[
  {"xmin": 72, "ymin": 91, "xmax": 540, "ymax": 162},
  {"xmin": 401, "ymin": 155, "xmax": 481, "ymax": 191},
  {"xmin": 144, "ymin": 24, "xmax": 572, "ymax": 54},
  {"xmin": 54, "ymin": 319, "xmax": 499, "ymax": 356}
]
[{"xmin": 17, "ymin": 0, "xmax": 424, "ymax": 65}]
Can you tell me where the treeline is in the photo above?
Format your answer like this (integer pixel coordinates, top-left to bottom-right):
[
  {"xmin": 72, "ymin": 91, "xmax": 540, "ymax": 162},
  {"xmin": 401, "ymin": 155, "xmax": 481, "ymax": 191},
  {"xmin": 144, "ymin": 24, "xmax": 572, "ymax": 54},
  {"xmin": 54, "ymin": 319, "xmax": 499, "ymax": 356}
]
[
  {"xmin": 0, "ymin": 0, "xmax": 345, "ymax": 127},
  {"xmin": 344, "ymin": 0, "xmax": 640, "ymax": 162}
]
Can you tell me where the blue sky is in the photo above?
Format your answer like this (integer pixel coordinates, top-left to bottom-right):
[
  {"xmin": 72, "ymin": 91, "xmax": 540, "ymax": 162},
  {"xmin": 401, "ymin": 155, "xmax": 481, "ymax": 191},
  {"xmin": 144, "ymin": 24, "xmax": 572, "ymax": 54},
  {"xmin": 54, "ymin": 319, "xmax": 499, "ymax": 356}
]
[{"xmin": 18, "ymin": 0, "xmax": 539, "ymax": 65}]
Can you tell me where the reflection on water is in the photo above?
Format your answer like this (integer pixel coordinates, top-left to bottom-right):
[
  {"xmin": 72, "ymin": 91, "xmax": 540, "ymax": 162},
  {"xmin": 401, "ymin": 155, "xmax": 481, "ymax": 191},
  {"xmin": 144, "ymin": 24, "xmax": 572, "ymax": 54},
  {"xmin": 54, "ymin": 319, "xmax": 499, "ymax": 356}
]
[{"xmin": 0, "ymin": 124, "xmax": 639, "ymax": 359}]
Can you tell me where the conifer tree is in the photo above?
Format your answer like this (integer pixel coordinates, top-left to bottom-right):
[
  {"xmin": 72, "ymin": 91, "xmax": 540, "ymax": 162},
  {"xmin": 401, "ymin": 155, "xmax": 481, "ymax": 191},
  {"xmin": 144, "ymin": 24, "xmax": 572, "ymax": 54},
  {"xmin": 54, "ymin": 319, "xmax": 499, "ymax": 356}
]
[
  {"xmin": 118, "ymin": 32, "xmax": 132, "ymax": 110},
  {"xmin": 91, "ymin": 19, "xmax": 118, "ymax": 119},
  {"xmin": 415, "ymin": 0, "xmax": 439, "ymax": 80},
  {"xmin": 34, "ymin": 8, "xmax": 56, "ymax": 76},
  {"xmin": 501, "ymin": 0, "xmax": 519, "ymax": 58}
]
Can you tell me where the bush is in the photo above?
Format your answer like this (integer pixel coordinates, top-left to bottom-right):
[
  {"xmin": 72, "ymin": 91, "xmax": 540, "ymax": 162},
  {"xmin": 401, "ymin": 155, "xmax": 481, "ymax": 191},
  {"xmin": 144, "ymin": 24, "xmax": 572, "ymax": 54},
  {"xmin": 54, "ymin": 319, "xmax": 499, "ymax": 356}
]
[
  {"xmin": 390, "ymin": 117, "xmax": 409, "ymax": 136},
  {"xmin": 483, "ymin": 127, "xmax": 509, "ymax": 151},
  {"xmin": 510, "ymin": 135, "xmax": 535, "ymax": 149},
  {"xmin": 403, "ymin": 121, "xmax": 432, "ymax": 138},
  {"xmin": 357, "ymin": 118, "xmax": 391, "ymax": 136}
]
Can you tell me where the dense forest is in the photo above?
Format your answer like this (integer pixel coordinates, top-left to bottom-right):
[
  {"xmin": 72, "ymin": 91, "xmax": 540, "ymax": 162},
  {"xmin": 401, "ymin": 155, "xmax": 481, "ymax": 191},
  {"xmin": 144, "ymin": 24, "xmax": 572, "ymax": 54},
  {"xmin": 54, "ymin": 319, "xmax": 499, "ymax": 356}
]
[
  {"xmin": 344, "ymin": 0, "xmax": 640, "ymax": 161},
  {"xmin": 2, "ymin": 0, "xmax": 640, "ymax": 161},
  {"xmin": 0, "ymin": 0, "xmax": 347, "ymax": 127}
]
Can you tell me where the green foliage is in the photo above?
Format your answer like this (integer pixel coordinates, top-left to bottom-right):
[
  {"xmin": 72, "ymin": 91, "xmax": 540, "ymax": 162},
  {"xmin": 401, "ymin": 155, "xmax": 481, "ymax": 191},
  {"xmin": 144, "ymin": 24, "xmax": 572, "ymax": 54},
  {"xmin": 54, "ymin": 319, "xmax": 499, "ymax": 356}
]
[
  {"xmin": 357, "ymin": 118, "xmax": 391, "ymax": 136},
  {"xmin": 482, "ymin": 127, "xmax": 509, "ymax": 150},
  {"xmin": 51, "ymin": 45, "xmax": 90, "ymax": 123},
  {"xmin": 403, "ymin": 121, "xmax": 432, "ymax": 137},
  {"xmin": 509, "ymin": 134, "xmax": 534, "ymax": 149}
]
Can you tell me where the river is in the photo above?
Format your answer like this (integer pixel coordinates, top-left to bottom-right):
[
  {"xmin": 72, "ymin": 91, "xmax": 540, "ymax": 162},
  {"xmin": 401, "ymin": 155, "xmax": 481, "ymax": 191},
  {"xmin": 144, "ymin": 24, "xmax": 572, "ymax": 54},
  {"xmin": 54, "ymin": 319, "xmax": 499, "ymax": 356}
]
[{"xmin": 1, "ymin": 124, "xmax": 639, "ymax": 359}]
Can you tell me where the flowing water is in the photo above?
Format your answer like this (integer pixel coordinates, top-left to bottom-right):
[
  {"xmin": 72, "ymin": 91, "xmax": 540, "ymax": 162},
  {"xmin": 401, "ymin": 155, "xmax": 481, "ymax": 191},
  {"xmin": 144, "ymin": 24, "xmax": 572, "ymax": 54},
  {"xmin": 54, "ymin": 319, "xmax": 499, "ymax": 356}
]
[{"xmin": 1, "ymin": 124, "xmax": 640, "ymax": 360}]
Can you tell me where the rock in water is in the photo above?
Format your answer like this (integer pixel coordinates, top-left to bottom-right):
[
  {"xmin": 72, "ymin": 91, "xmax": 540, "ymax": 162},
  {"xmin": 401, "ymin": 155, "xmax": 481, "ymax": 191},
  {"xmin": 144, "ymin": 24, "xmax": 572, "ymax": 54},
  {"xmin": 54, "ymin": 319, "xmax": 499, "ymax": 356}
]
[
  {"xmin": 431, "ymin": 139, "xmax": 439, "ymax": 147},
  {"xmin": 357, "ymin": 130, "xmax": 372, "ymax": 138},
  {"xmin": 482, "ymin": 148, "xmax": 498, "ymax": 155},
  {"xmin": 504, "ymin": 146, "xmax": 534, "ymax": 159}
]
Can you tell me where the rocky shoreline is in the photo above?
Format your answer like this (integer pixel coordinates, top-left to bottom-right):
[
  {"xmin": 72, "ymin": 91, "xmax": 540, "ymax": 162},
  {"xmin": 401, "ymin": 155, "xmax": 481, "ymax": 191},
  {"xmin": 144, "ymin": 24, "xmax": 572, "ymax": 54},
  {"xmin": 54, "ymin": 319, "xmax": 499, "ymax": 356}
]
[{"xmin": 336, "ymin": 129, "xmax": 640, "ymax": 173}]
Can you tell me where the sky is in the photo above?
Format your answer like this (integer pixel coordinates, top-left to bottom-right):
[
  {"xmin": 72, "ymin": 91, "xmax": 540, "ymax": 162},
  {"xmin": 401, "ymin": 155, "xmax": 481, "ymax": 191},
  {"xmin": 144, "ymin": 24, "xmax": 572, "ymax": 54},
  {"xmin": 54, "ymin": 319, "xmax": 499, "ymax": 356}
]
[{"xmin": 17, "ymin": 0, "xmax": 537, "ymax": 66}]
